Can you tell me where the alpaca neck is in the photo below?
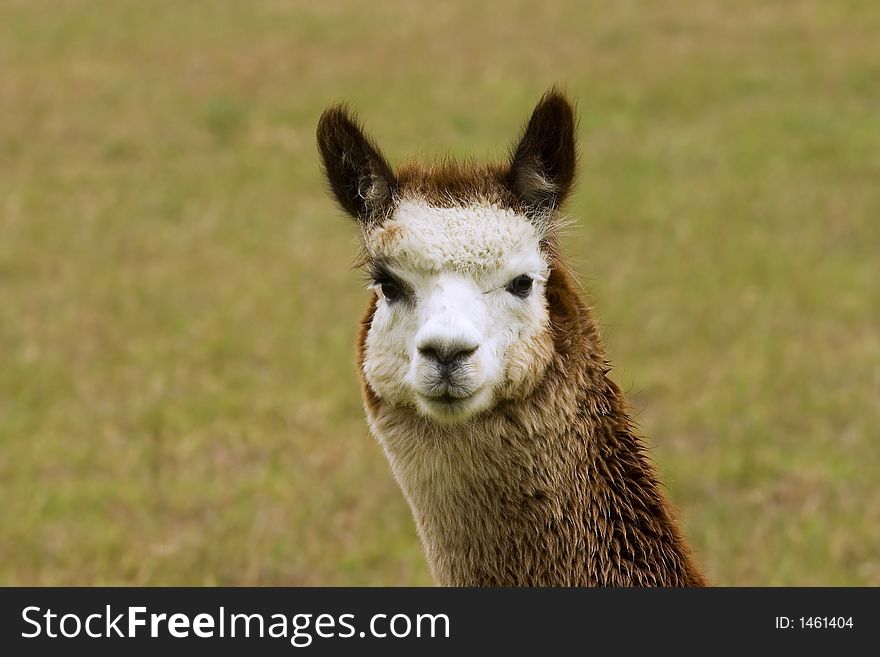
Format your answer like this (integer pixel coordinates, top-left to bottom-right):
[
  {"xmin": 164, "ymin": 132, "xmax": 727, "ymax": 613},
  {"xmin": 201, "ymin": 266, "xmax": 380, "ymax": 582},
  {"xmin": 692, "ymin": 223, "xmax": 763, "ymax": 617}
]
[{"xmin": 373, "ymin": 384, "xmax": 705, "ymax": 586}]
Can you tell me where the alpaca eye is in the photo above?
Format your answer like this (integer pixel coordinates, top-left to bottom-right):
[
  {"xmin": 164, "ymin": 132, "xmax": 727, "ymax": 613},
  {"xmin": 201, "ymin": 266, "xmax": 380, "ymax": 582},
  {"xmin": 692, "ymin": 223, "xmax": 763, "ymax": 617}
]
[
  {"xmin": 506, "ymin": 274, "xmax": 533, "ymax": 298},
  {"xmin": 380, "ymin": 281, "xmax": 403, "ymax": 302}
]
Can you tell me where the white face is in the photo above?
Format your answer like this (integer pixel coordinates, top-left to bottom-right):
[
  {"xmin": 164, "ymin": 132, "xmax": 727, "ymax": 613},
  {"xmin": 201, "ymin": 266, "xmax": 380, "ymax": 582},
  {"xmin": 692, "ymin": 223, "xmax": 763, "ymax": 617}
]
[{"xmin": 362, "ymin": 200, "xmax": 554, "ymax": 424}]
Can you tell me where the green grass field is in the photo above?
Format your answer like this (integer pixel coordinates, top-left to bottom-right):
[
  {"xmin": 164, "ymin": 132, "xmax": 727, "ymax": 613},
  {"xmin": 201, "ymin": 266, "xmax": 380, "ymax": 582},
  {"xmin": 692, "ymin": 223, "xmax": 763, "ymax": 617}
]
[{"xmin": 1, "ymin": 0, "xmax": 878, "ymax": 585}]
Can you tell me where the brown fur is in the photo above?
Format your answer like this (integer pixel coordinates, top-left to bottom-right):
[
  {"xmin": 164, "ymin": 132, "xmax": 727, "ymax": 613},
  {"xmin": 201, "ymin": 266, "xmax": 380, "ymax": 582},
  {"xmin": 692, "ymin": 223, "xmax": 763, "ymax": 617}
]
[
  {"xmin": 330, "ymin": 89, "xmax": 707, "ymax": 586},
  {"xmin": 395, "ymin": 159, "xmax": 521, "ymax": 210}
]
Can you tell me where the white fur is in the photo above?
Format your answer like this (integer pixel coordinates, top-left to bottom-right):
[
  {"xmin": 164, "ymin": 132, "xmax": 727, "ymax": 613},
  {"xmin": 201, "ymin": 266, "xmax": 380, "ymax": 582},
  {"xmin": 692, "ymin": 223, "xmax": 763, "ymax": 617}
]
[{"xmin": 362, "ymin": 200, "xmax": 552, "ymax": 423}]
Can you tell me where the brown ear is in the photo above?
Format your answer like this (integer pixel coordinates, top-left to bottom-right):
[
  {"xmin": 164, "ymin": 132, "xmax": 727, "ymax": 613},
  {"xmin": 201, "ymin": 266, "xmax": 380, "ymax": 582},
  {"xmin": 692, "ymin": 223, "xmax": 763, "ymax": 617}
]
[
  {"xmin": 507, "ymin": 89, "xmax": 578, "ymax": 214},
  {"xmin": 316, "ymin": 104, "xmax": 396, "ymax": 223}
]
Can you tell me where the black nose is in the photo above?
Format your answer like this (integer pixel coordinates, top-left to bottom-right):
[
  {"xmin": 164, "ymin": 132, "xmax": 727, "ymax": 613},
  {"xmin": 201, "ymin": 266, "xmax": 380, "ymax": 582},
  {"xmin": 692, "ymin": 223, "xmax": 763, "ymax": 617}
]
[{"xmin": 418, "ymin": 343, "xmax": 478, "ymax": 368}]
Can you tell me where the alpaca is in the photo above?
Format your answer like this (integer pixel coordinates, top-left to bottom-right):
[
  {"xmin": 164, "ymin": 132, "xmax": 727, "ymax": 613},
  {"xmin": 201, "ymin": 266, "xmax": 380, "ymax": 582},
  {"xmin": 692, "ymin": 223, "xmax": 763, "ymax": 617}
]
[{"xmin": 316, "ymin": 89, "xmax": 707, "ymax": 586}]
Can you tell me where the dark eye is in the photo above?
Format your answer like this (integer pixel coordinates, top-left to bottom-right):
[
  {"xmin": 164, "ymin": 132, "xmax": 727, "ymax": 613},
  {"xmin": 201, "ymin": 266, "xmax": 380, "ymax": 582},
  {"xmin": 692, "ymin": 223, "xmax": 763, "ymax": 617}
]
[
  {"xmin": 506, "ymin": 274, "xmax": 533, "ymax": 298},
  {"xmin": 380, "ymin": 280, "xmax": 403, "ymax": 302}
]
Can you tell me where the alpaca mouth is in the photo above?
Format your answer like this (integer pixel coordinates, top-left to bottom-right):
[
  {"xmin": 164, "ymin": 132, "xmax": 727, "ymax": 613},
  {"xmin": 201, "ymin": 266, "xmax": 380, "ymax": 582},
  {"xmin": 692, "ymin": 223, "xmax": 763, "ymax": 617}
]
[
  {"xmin": 418, "ymin": 388, "xmax": 477, "ymax": 415},
  {"xmin": 416, "ymin": 379, "xmax": 487, "ymax": 421},
  {"xmin": 420, "ymin": 378, "xmax": 473, "ymax": 402}
]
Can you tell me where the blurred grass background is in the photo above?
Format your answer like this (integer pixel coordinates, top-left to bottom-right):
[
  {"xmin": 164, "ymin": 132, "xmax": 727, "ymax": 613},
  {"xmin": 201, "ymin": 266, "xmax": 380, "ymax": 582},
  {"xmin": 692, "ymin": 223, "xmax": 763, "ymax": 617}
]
[{"xmin": 1, "ymin": 0, "xmax": 878, "ymax": 585}]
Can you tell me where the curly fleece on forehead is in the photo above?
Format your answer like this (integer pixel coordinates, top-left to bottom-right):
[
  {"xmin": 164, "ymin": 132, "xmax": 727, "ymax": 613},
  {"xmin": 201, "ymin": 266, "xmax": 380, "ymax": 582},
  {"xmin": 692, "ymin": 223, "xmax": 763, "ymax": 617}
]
[{"xmin": 366, "ymin": 200, "xmax": 545, "ymax": 274}]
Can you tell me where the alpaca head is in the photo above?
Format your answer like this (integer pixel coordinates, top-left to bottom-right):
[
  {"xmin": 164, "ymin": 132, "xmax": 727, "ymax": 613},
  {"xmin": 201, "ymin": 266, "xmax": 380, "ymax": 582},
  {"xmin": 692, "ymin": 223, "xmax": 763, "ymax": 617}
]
[{"xmin": 317, "ymin": 90, "xmax": 577, "ymax": 424}]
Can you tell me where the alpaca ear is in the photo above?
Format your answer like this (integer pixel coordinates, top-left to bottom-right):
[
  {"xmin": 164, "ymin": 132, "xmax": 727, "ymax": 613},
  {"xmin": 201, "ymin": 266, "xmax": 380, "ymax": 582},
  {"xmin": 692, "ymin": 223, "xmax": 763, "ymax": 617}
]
[
  {"xmin": 316, "ymin": 104, "xmax": 396, "ymax": 223},
  {"xmin": 507, "ymin": 89, "xmax": 577, "ymax": 214}
]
